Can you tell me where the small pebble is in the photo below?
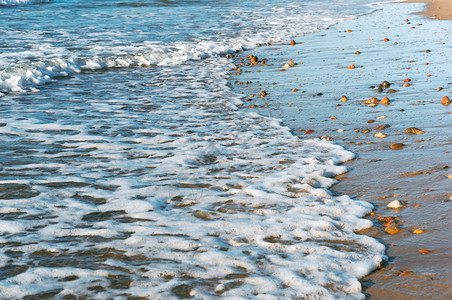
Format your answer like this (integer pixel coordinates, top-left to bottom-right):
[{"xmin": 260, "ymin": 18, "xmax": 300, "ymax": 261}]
[
  {"xmin": 381, "ymin": 97, "xmax": 391, "ymax": 105},
  {"xmin": 385, "ymin": 223, "xmax": 401, "ymax": 234},
  {"xmin": 441, "ymin": 96, "xmax": 451, "ymax": 105},
  {"xmin": 387, "ymin": 200, "xmax": 406, "ymax": 209},
  {"xmin": 340, "ymin": 96, "xmax": 348, "ymax": 102},
  {"xmin": 390, "ymin": 143, "xmax": 405, "ymax": 150},
  {"xmin": 404, "ymin": 127, "xmax": 424, "ymax": 134},
  {"xmin": 364, "ymin": 97, "xmax": 379, "ymax": 105},
  {"xmin": 375, "ymin": 132, "xmax": 387, "ymax": 138}
]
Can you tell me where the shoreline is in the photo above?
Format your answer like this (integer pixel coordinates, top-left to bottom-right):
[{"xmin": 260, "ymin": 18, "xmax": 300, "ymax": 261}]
[{"xmin": 229, "ymin": 0, "xmax": 451, "ymax": 298}]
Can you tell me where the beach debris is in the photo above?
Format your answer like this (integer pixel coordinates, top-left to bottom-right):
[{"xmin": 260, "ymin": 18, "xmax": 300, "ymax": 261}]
[
  {"xmin": 375, "ymin": 132, "xmax": 387, "ymax": 138},
  {"xmin": 385, "ymin": 223, "xmax": 401, "ymax": 234},
  {"xmin": 381, "ymin": 97, "xmax": 391, "ymax": 105},
  {"xmin": 387, "ymin": 200, "xmax": 406, "ymax": 209},
  {"xmin": 347, "ymin": 64, "xmax": 355, "ymax": 69},
  {"xmin": 377, "ymin": 115, "xmax": 387, "ymax": 120},
  {"xmin": 284, "ymin": 63, "xmax": 291, "ymax": 68},
  {"xmin": 364, "ymin": 97, "xmax": 379, "ymax": 105},
  {"xmin": 404, "ymin": 127, "xmax": 424, "ymax": 134},
  {"xmin": 413, "ymin": 229, "xmax": 424, "ymax": 234},
  {"xmin": 390, "ymin": 143, "xmax": 405, "ymax": 150},
  {"xmin": 259, "ymin": 91, "xmax": 267, "ymax": 97},
  {"xmin": 419, "ymin": 249, "xmax": 431, "ymax": 254},
  {"xmin": 441, "ymin": 96, "xmax": 451, "ymax": 105},
  {"xmin": 290, "ymin": 40, "xmax": 296, "ymax": 46},
  {"xmin": 340, "ymin": 96, "xmax": 348, "ymax": 102},
  {"xmin": 305, "ymin": 130, "xmax": 314, "ymax": 134}
]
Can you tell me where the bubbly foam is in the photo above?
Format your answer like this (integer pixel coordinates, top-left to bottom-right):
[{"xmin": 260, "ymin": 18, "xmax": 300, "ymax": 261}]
[
  {"xmin": 0, "ymin": 56, "xmax": 385, "ymax": 298},
  {"xmin": 0, "ymin": 0, "xmax": 387, "ymax": 298}
]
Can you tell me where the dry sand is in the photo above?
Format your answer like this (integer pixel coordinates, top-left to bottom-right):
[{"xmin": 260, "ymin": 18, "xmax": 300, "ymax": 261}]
[
  {"xmin": 230, "ymin": 0, "xmax": 451, "ymax": 298},
  {"xmin": 403, "ymin": 0, "xmax": 452, "ymax": 20}
]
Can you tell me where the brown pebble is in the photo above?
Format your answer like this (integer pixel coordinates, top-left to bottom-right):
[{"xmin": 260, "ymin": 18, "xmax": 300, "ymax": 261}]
[
  {"xmin": 387, "ymin": 89, "xmax": 397, "ymax": 93},
  {"xmin": 382, "ymin": 81, "xmax": 391, "ymax": 88},
  {"xmin": 340, "ymin": 96, "xmax": 348, "ymax": 102},
  {"xmin": 384, "ymin": 38, "xmax": 390, "ymax": 42},
  {"xmin": 441, "ymin": 96, "xmax": 451, "ymax": 105},
  {"xmin": 403, "ymin": 83, "xmax": 411, "ymax": 87},
  {"xmin": 404, "ymin": 78, "xmax": 411, "ymax": 82},
  {"xmin": 259, "ymin": 91, "xmax": 267, "ymax": 98},
  {"xmin": 290, "ymin": 40, "xmax": 296, "ymax": 46},
  {"xmin": 364, "ymin": 97, "xmax": 379, "ymax": 105},
  {"xmin": 385, "ymin": 223, "xmax": 401, "ymax": 234},
  {"xmin": 381, "ymin": 97, "xmax": 391, "ymax": 105},
  {"xmin": 292, "ymin": 88, "xmax": 298, "ymax": 92},
  {"xmin": 250, "ymin": 56, "xmax": 258, "ymax": 64},
  {"xmin": 404, "ymin": 127, "xmax": 423, "ymax": 134},
  {"xmin": 390, "ymin": 143, "xmax": 405, "ymax": 150},
  {"xmin": 367, "ymin": 120, "xmax": 375, "ymax": 123}
]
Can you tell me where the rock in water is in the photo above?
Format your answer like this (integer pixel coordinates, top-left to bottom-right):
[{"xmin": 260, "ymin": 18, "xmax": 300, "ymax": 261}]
[{"xmin": 387, "ymin": 200, "xmax": 406, "ymax": 209}]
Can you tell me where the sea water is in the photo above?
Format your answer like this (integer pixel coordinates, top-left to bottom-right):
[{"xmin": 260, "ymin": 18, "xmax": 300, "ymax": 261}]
[{"xmin": 1, "ymin": 0, "xmax": 386, "ymax": 298}]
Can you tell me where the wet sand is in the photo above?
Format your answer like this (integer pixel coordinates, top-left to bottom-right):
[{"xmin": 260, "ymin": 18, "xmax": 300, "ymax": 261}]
[
  {"xmin": 402, "ymin": 0, "xmax": 452, "ymax": 20},
  {"xmin": 229, "ymin": 1, "xmax": 451, "ymax": 298}
]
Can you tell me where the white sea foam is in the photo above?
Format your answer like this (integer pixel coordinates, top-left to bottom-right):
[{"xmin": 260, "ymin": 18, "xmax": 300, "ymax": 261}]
[
  {"xmin": 0, "ymin": 0, "xmax": 391, "ymax": 298},
  {"xmin": 0, "ymin": 54, "xmax": 386, "ymax": 298}
]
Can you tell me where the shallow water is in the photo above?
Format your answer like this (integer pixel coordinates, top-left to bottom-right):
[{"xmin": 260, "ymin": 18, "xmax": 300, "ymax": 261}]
[{"xmin": 1, "ymin": 0, "xmax": 387, "ymax": 298}]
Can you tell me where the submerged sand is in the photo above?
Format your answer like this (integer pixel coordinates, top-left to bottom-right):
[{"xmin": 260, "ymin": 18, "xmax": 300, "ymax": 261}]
[{"xmin": 230, "ymin": 1, "xmax": 451, "ymax": 298}]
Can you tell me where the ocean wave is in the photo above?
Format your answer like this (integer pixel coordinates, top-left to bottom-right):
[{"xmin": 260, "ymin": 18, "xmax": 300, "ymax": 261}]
[
  {"xmin": 0, "ymin": 0, "xmax": 50, "ymax": 6},
  {"xmin": 0, "ymin": 41, "xmax": 240, "ymax": 93}
]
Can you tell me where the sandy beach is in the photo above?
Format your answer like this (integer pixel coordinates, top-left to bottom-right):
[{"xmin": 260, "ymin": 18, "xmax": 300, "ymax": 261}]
[{"xmin": 230, "ymin": 0, "xmax": 451, "ymax": 298}]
